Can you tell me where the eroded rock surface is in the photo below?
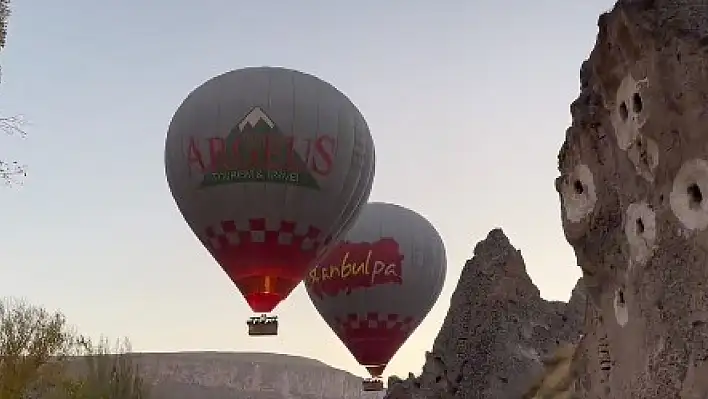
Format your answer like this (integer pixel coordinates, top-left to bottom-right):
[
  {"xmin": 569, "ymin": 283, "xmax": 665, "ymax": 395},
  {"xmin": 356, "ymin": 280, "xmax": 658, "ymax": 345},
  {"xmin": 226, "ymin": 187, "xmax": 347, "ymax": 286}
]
[
  {"xmin": 385, "ymin": 229, "xmax": 584, "ymax": 399},
  {"xmin": 556, "ymin": 0, "xmax": 708, "ymax": 396},
  {"xmin": 70, "ymin": 352, "xmax": 384, "ymax": 399}
]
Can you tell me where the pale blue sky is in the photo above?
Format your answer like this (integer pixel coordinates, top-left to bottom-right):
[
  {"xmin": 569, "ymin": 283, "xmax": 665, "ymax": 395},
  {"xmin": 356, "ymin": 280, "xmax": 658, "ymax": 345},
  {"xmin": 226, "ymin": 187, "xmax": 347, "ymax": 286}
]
[{"xmin": 0, "ymin": 1, "xmax": 614, "ymax": 378}]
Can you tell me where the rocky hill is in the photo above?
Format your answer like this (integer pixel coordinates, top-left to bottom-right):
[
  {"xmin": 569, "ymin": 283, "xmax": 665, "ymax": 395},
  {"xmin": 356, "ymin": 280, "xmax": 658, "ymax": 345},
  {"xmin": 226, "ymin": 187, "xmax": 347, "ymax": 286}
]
[
  {"xmin": 388, "ymin": 0, "xmax": 708, "ymax": 397},
  {"xmin": 555, "ymin": 0, "xmax": 708, "ymax": 396},
  {"xmin": 79, "ymin": 352, "xmax": 384, "ymax": 399},
  {"xmin": 385, "ymin": 229, "xmax": 585, "ymax": 399}
]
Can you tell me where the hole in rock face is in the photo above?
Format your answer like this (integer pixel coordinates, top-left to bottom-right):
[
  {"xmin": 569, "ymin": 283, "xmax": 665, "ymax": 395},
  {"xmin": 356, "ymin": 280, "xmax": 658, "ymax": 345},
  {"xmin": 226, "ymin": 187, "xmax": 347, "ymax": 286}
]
[
  {"xmin": 618, "ymin": 290, "xmax": 625, "ymax": 305},
  {"xmin": 636, "ymin": 218, "xmax": 644, "ymax": 234},
  {"xmin": 573, "ymin": 180, "xmax": 584, "ymax": 194},
  {"xmin": 688, "ymin": 183, "xmax": 703, "ymax": 207},
  {"xmin": 632, "ymin": 92, "xmax": 643, "ymax": 113},
  {"xmin": 619, "ymin": 101, "xmax": 629, "ymax": 121}
]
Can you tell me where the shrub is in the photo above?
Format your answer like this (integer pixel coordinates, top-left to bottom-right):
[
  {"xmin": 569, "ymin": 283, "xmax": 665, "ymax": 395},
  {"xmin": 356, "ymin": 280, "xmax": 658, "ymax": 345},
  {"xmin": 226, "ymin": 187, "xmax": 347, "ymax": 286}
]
[
  {"xmin": 0, "ymin": 297, "xmax": 150, "ymax": 399},
  {"xmin": 60, "ymin": 337, "xmax": 150, "ymax": 399},
  {"xmin": 0, "ymin": 298, "xmax": 76, "ymax": 398}
]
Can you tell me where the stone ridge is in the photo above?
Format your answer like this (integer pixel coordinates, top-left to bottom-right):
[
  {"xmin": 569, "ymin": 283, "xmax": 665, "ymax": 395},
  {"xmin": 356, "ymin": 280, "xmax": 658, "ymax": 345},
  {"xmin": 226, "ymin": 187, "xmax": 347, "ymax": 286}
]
[
  {"xmin": 385, "ymin": 229, "xmax": 584, "ymax": 399},
  {"xmin": 67, "ymin": 352, "xmax": 385, "ymax": 399},
  {"xmin": 556, "ymin": 0, "xmax": 708, "ymax": 396}
]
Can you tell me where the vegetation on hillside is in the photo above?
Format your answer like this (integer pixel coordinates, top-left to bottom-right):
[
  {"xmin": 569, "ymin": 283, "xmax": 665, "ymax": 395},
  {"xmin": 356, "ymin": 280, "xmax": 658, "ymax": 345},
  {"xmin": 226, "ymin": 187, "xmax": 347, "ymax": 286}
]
[{"xmin": 0, "ymin": 298, "xmax": 150, "ymax": 399}]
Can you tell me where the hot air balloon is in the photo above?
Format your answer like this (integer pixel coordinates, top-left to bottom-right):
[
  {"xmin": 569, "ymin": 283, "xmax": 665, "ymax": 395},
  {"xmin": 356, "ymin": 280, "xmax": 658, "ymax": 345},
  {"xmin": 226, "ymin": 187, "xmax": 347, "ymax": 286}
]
[
  {"xmin": 165, "ymin": 67, "xmax": 375, "ymax": 336},
  {"xmin": 304, "ymin": 202, "xmax": 446, "ymax": 390}
]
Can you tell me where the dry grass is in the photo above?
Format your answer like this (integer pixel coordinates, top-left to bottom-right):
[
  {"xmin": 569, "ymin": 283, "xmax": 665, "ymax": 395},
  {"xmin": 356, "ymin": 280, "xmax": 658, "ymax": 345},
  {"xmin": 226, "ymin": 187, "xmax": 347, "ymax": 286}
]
[
  {"xmin": 62, "ymin": 337, "xmax": 151, "ymax": 399},
  {"xmin": 522, "ymin": 343, "xmax": 577, "ymax": 399}
]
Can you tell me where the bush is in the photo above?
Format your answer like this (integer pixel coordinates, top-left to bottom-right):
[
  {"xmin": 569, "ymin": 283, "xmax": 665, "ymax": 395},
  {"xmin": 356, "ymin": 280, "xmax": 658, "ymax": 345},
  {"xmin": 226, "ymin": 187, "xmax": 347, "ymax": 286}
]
[
  {"xmin": 0, "ymin": 297, "xmax": 150, "ymax": 399},
  {"xmin": 0, "ymin": 298, "xmax": 76, "ymax": 398},
  {"xmin": 62, "ymin": 337, "xmax": 150, "ymax": 399}
]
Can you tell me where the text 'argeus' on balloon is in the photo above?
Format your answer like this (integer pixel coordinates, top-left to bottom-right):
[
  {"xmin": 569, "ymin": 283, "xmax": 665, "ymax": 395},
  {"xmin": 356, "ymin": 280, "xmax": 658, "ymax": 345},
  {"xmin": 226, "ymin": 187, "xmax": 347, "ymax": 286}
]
[{"xmin": 164, "ymin": 67, "xmax": 375, "ymax": 337}]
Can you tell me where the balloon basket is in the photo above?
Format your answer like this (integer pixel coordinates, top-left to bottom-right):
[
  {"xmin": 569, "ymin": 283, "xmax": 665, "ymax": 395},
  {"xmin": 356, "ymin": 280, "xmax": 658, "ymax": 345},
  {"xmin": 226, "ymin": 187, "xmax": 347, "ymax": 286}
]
[
  {"xmin": 362, "ymin": 378, "xmax": 384, "ymax": 392},
  {"xmin": 247, "ymin": 314, "xmax": 278, "ymax": 336}
]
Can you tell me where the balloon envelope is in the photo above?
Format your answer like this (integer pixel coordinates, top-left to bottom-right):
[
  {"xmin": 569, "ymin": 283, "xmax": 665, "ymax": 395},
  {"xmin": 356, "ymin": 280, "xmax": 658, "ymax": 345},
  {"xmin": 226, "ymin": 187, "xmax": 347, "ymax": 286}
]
[
  {"xmin": 305, "ymin": 202, "xmax": 446, "ymax": 377},
  {"xmin": 165, "ymin": 67, "xmax": 375, "ymax": 313}
]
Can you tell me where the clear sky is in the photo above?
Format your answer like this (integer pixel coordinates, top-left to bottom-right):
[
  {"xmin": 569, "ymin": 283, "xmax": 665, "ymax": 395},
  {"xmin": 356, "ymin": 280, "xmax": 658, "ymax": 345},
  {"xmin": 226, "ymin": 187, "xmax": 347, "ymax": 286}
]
[{"xmin": 0, "ymin": 1, "xmax": 615, "ymax": 378}]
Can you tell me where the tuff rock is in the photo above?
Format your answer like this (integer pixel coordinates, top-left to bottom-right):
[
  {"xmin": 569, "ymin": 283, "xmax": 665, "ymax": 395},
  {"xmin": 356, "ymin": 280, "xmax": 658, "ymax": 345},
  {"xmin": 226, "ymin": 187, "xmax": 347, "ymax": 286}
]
[
  {"xmin": 385, "ymin": 229, "xmax": 585, "ymax": 399},
  {"xmin": 68, "ymin": 352, "xmax": 385, "ymax": 399},
  {"xmin": 555, "ymin": 0, "xmax": 708, "ymax": 397}
]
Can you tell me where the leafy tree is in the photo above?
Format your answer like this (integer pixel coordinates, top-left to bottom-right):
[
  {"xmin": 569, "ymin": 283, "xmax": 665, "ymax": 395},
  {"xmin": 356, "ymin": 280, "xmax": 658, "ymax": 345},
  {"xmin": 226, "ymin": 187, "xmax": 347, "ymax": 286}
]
[
  {"xmin": 0, "ymin": 297, "xmax": 76, "ymax": 398},
  {"xmin": 0, "ymin": 0, "xmax": 26, "ymax": 184},
  {"xmin": 0, "ymin": 297, "xmax": 150, "ymax": 399}
]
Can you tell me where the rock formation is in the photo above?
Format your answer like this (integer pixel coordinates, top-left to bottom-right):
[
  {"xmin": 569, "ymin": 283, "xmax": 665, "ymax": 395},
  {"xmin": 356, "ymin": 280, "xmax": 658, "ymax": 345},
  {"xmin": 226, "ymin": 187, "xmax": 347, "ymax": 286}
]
[
  {"xmin": 385, "ymin": 229, "xmax": 585, "ymax": 399},
  {"xmin": 70, "ymin": 352, "xmax": 384, "ymax": 399},
  {"xmin": 555, "ymin": 0, "xmax": 708, "ymax": 396}
]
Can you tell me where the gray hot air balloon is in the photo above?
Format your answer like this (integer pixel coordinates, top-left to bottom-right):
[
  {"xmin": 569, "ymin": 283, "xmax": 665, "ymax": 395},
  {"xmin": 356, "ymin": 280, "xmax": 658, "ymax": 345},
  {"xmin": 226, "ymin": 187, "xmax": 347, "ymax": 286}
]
[
  {"xmin": 304, "ymin": 202, "xmax": 446, "ymax": 389},
  {"xmin": 164, "ymin": 67, "xmax": 375, "ymax": 336}
]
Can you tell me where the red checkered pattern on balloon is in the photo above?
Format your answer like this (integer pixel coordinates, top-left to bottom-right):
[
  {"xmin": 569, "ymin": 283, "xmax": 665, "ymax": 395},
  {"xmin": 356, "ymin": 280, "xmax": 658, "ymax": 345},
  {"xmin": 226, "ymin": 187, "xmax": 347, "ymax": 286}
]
[
  {"xmin": 203, "ymin": 218, "xmax": 332, "ymax": 255},
  {"xmin": 334, "ymin": 313, "xmax": 416, "ymax": 338}
]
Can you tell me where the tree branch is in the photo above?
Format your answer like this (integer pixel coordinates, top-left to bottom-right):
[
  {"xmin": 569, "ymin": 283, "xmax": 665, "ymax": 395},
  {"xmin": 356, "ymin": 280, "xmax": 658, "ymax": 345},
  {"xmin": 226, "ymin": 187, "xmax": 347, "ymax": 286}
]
[
  {"xmin": 1, "ymin": 114, "xmax": 27, "ymax": 184},
  {"xmin": 0, "ymin": 115, "xmax": 27, "ymax": 137}
]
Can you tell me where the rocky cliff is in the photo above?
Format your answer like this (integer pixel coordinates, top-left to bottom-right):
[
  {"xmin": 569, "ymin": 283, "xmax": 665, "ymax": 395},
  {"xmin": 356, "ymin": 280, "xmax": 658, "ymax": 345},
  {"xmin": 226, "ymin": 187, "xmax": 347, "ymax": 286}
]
[
  {"xmin": 555, "ymin": 0, "xmax": 708, "ymax": 396},
  {"xmin": 385, "ymin": 229, "xmax": 585, "ymax": 399},
  {"xmin": 100, "ymin": 352, "xmax": 384, "ymax": 399}
]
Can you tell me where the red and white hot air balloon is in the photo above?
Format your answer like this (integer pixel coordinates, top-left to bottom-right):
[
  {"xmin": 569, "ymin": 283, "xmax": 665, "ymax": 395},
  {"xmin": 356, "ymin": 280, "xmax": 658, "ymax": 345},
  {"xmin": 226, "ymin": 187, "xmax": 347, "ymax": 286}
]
[
  {"xmin": 165, "ymin": 67, "xmax": 375, "ymax": 335},
  {"xmin": 305, "ymin": 202, "xmax": 446, "ymax": 389}
]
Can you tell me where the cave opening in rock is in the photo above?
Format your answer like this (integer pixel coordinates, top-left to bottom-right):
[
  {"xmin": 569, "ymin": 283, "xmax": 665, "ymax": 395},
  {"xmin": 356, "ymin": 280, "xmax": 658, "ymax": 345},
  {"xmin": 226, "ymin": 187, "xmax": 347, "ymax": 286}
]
[
  {"xmin": 636, "ymin": 218, "xmax": 644, "ymax": 234},
  {"xmin": 632, "ymin": 92, "xmax": 643, "ymax": 113},
  {"xmin": 573, "ymin": 180, "xmax": 584, "ymax": 194},
  {"xmin": 687, "ymin": 183, "xmax": 703, "ymax": 208},
  {"xmin": 619, "ymin": 101, "xmax": 628, "ymax": 120},
  {"xmin": 618, "ymin": 290, "xmax": 625, "ymax": 305}
]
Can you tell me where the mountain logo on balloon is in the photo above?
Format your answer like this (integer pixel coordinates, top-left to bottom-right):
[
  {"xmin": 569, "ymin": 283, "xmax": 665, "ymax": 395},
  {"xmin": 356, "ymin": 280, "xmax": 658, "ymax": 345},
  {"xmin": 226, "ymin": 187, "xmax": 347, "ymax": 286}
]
[
  {"xmin": 306, "ymin": 238, "xmax": 404, "ymax": 299},
  {"xmin": 200, "ymin": 107, "xmax": 320, "ymax": 189}
]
